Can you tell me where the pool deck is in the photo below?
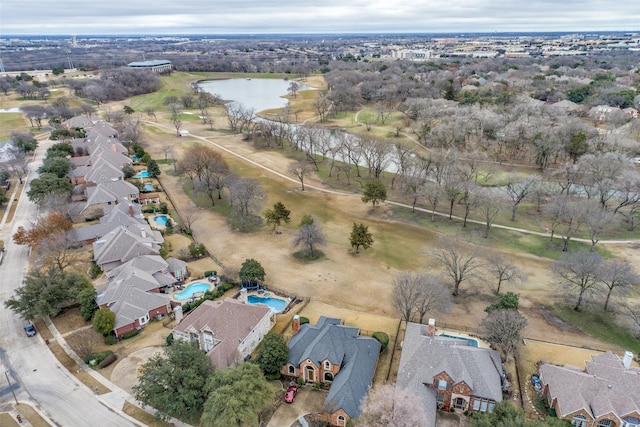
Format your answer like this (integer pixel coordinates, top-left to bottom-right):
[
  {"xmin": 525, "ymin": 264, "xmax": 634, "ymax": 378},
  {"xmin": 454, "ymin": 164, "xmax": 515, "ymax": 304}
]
[
  {"xmin": 170, "ymin": 280, "xmax": 213, "ymax": 303},
  {"xmin": 437, "ymin": 328, "xmax": 491, "ymax": 349}
]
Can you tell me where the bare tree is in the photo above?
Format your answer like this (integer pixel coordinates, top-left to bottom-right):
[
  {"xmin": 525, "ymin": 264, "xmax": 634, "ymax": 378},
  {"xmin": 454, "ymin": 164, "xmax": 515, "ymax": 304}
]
[
  {"xmin": 181, "ymin": 209, "xmax": 202, "ymax": 231},
  {"xmin": 486, "ymin": 254, "xmax": 525, "ymax": 294},
  {"xmin": 504, "ymin": 176, "xmax": 541, "ymax": 221},
  {"xmin": 476, "ymin": 187, "xmax": 503, "ymax": 238},
  {"xmin": 431, "ymin": 236, "xmax": 484, "ymax": 296},
  {"xmin": 291, "ymin": 220, "xmax": 327, "ymax": 258},
  {"xmin": 617, "ymin": 302, "xmax": 640, "ymax": 338},
  {"xmin": 392, "ymin": 272, "xmax": 451, "ymax": 323},
  {"xmin": 228, "ymin": 177, "xmax": 265, "ymax": 230},
  {"xmin": 312, "ymin": 93, "xmax": 331, "ymax": 122},
  {"xmin": 66, "ymin": 329, "xmax": 103, "ymax": 359},
  {"xmin": 544, "ymin": 196, "xmax": 587, "ymax": 251},
  {"xmin": 583, "ymin": 201, "xmax": 618, "ymax": 251},
  {"xmin": 481, "ymin": 309, "xmax": 527, "ymax": 362},
  {"xmin": 168, "ymin": 102, "xmax": 182, "ymax": 136},
  {"xmin": 599, "ymin": 260, "xmax": 639, "ymax": 312},
  {"xmin": 553, "ymin": 249, "xmax": 603, "ymax": 311},
  {"xmin": 288, "ymin": 161, "xmax": 312, "ymax": 191},
  {"xmin": 358, "ymin": 384, "xmax": 432, "ymax": 427}
]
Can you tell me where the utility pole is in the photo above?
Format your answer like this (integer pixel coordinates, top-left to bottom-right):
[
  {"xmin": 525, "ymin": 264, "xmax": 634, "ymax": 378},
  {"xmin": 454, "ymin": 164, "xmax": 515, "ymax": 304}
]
[{"xmin": 5, "ymin": 370, "xmax": 18, "ymax": 405}]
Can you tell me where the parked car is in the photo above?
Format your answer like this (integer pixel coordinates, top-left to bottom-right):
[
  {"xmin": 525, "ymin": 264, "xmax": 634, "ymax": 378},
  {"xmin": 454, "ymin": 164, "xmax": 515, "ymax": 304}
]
[
  {"xmin": 24, "ymin": 323, "xmax": 37, "ymax": 337},
  {"xmin": 284, "ymin": 385, "xmax": 298, "ymax": 403}
]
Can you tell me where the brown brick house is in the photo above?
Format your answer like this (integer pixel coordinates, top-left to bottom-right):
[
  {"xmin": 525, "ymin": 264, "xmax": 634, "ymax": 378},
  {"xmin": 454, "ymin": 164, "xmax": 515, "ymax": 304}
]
[
  {"xmin": 539, "ymin": 351, "xmax": 640, "ymax": 427},
  {"xmin": 396, "ymin": 322, "xmax": 504, "ymax": 427},
  {"xmin": 281, "ymin": 316, "xmax": 380, "ymax": 427}
]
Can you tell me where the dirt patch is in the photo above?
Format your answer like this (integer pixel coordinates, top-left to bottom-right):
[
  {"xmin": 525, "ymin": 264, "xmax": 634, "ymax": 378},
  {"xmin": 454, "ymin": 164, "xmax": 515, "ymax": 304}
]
[
  {"xmin": 110, "ymin": 347, "xmax": 164, "ymax": 394},
  {"xmin": 534, "ymin": 304, "xmax": 584, "ymax": 333}
]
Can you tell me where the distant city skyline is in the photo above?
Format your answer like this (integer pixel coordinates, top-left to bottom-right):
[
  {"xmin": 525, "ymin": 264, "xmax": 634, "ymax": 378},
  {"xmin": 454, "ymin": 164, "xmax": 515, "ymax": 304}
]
[{"xmin": 2, "ymin": 0, "xmax": 639, "ymax": 36}]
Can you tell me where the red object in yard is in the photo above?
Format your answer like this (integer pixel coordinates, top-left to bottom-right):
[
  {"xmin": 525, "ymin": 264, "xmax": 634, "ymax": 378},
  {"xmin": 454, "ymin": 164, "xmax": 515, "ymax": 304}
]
[{"xmin": 284, "ymin": 385, "xmax": 298, "ymax": 403}]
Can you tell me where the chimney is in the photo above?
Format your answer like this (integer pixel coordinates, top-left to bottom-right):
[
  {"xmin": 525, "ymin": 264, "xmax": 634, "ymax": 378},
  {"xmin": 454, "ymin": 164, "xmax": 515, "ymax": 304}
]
[
  {"xmin": 623, "ymin": 351, "xmax": 633, "ymax": 369},
  {"xmin": 240, "ymin": 288, "xmax": 248, "ymax": 304},
  {"xmin": 140, "ymin": 228, "xmax": 146, "ymax": 238},
  {"xmin": 174, "ymin": 305, "xmax": 183, "ymax": 324},
  {"xmin": 128, "ymin": 204, "xmax": 134, "ymax": 217},
  {"xmin": 292, "ymin": 315, "xmax": 300, "ymax": 334},
  {"xmin": 428, "ymin": 318, "xmax": 436, "ymax": 337}
]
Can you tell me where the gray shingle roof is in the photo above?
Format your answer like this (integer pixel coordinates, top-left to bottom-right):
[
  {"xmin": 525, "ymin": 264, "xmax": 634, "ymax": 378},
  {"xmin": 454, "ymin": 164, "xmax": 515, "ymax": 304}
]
[
  {"xmin": 173, "ymin": 299, "xmax": 272, "ymax": 369},
  {"xmin": 93, "ymin": 225, "xmax": 161, "ymax": 271},
  {"xmin": 286, "ymin": 316, "xmax": 380, "ymax": 419},
  {"xmin": 540, "ymin": 351, "xmax": 640, "ymax": 420},
  {"xmin": 397, "ymin": 322, "xmax": 503, "ymax": 427}
]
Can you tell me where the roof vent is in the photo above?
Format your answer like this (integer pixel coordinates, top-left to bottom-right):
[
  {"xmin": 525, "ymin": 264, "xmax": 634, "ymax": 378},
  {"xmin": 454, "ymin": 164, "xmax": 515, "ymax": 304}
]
[{"xmin": 607, "ymin": 384, "xmax": 612, "ymax": 389}]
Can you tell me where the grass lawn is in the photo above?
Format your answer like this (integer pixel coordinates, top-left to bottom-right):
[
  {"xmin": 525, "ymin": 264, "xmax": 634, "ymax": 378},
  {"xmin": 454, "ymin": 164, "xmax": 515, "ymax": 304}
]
[
  {"xmin": 0, "ymin": 113, "xmax": 29, "ymax": 138},
  {"xmin": 552, "ymin": 304, "xmax": 640, "ymax": 353}
]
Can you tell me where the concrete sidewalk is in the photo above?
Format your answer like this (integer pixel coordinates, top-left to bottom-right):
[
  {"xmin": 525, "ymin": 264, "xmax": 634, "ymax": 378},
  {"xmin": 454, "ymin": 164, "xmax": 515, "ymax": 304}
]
[{"xmin": 44, "ymin": 317, "xmax": 192, "ymax": 427}]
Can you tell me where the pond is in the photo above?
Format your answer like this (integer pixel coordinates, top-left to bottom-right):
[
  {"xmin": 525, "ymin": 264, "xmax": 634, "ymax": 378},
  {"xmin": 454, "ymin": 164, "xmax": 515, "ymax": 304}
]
[{"xmin": 198, "ymin": 78, "xmax": 313, "ymax": 113}]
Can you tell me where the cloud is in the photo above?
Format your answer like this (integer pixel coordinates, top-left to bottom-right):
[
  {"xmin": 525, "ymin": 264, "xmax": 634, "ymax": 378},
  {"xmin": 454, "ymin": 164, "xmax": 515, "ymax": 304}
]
[{"xmin": 2, "ymin": 0, "xmax": 638, "ymax": 34}]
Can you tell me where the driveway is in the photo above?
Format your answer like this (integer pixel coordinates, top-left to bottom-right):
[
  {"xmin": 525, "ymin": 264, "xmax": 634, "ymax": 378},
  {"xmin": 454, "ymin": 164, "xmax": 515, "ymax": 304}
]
[{"xmin": 267, "ymin": 386, "xmax": 326, "ymax": 427}]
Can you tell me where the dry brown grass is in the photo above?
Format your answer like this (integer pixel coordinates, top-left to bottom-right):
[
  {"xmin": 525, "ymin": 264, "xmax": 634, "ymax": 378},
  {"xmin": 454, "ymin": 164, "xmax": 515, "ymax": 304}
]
[
  {"xmin": 0, "ymin": 413, "xmax": 20, "ymax": 427},
  {"xmin": 76, "ymin": 370, "xmax": 111, "ymax": 395},
  {"xmin": 15, "ymin": 403, "xmax": 51, "ymax": 427},
  {"xmin": 122, "ymin": 401, "xmax": 175, "ymax": 427},
  {"xmin": 52, "ymin": 307, "xmax": 91, "ymax": 335}
]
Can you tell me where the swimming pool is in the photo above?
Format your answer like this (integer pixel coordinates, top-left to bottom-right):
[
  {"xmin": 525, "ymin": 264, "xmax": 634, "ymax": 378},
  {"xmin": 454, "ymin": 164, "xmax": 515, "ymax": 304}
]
[
  {"xmin": 247, "ymin": 294, "xmax": 287, "ymax": 312},
  {"xmin": 153, "ymin": 215, "xmax": 169, "ymax": 227},
  {"xmin": 133, "ymin": 170, "xmax": 150, "ymax": 178},
  {"xmin": 439, "ymin": 333, "xmax": 479, "ymax": 347},
  {"xmin": 174, "ymin": 282, "xmax": 211, "ymax": 301}
]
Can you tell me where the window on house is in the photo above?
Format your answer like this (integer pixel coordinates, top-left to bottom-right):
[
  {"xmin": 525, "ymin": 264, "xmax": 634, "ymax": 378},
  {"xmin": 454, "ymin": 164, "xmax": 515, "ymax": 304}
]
[
  {"xmin": 572, "ymin": 415, "xmax": 587, "ymax": 427},
  {"xmin": 597, "ymin": 420, "xmax": 612, "ymax": 427},
  {"xmin": 337, "ymin": 415, "xmax": 346, "ymax": 426},
  {"xmin": 324, "ymin": 360, "xmax": 330, "ymax": 370},
  {"xmin": 622, "ymin": 418, "xmax": 640, "ymax": 427},
  {"xmin": 454, "ymin": 398, "xmax": 465, "ymax": 410},
  {"xmin": 437, "ymin": 380, "xmax": 448, "ymax": 390},
  {"xmin": 288, "ymin": 365, "xmax": 295, "ymax": 374},
  {"xmin": 436, "ymin": 393, "xmax": 444, "ymax": 403},
  {"xmin": 139, "ymin": 314, "xmax": 149, "ymax": 325},
  {"xmin": 473, "ymin": 400, "xmax": 480, "ymax": 411},
  {"xmin": 488, "ymin": 402, "xmax": 495, "ymax": 413},
  {"xmin": 480, "ymin": 401, "xmax": 488, "ymax": 412},
  {"xmin": 324, "ymin": 372, "xmax": 333, "ymax": 382}
]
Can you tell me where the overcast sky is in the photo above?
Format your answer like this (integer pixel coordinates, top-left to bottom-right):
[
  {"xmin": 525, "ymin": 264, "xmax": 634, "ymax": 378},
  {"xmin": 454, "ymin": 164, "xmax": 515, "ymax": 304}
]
[{"xmin": 2, "ymin": 0, "xmax": 639, "ymax": 35}]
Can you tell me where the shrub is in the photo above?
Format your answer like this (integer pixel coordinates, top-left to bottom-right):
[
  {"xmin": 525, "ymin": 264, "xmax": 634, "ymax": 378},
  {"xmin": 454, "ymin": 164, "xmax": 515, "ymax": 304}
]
[
  {"xmin": 299, "ymin": 316, "xmax": 310, "ymax": 325},
  {"xmin": 103, "ymin": 334, "xmax": 117, "ymax": 345},
  {"xmin": 265, "ymin": 372, "xmax": 281, "ymax": 381},
  {"xmin": 120, "ymin": 328, "xmax": 140, "ymax": 340},
  {"xmin": 166, "ymin": 332, "xmax": 174, "ymax": 346},
  {"xmin": 372, "ymin": 332, "xmax": 389, "ymax": 351},
  {"xmin": 85, "ymin": 350, "xmax": 113, "ymax": 366},
  {"xmin": 98, "ymin": 353, "xmax": 118, "ymax": 369},
  {"xmin": 297, "ymin": 376, "xmax": 305, "ymax": 386},
  {"xmin": 204, "ymin": 270, "xmax": 215, "ymax": 277},
  {"xmin": 89, "ymin": 262, "xmax": 102, "ymax": 280},
  {"xmin": 158, "ymin": 202, "xmax": 168, "ymax": 214}
]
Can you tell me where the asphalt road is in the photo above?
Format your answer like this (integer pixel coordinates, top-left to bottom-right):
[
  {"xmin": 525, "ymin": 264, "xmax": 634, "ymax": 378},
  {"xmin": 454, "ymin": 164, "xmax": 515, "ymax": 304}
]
[{"xmin": 0, "ymin": 140, "xmax": 139, "ymax": 426}]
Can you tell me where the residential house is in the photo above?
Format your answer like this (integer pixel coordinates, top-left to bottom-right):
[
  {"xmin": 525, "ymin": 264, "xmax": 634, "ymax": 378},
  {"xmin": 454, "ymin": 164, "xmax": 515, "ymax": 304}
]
[
  {"xmin": 61, "ymin": 114, "xmax": 95, "ymax": 130},
  {"xmin": 172, "ymin": 298, "xmax": 275, "ymax": 369},
  {"xmin": 539, "ymin": 351, "xmax": 640, "ymax": 427},
  {"xmin": 69, "ymin": 180, "xmax": 140, "ymax": 220},
  {"xmin": 139, "ymin": 192, "xmax": 161, "ymax": 205},
  {"xmin": 281, "ymin": 316, "xmax": 380, "ymax": 427},
  {"xmin": 96, "ymin": 257, "xmax": 175, "ymax": 337},
  {"xmin": 396, "ymin": 322, "xmax": 503, "ymax": 426},
  {"xmin": 166, "ymin": 257, "xmax": 188, "ymax": 282},
  {"xmin": 69, "ymin": 201, "xmax": 148, "ymax": 245},
  {"xmin": 92, "ymin": 224, "xmax": 163, "ymax": 271}
]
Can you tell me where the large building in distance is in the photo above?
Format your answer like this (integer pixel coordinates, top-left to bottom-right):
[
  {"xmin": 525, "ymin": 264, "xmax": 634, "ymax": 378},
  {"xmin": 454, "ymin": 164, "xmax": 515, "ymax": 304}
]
[{"xmin": 127, "ymin": 59, "xmax": 171, "ymax": 73}]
